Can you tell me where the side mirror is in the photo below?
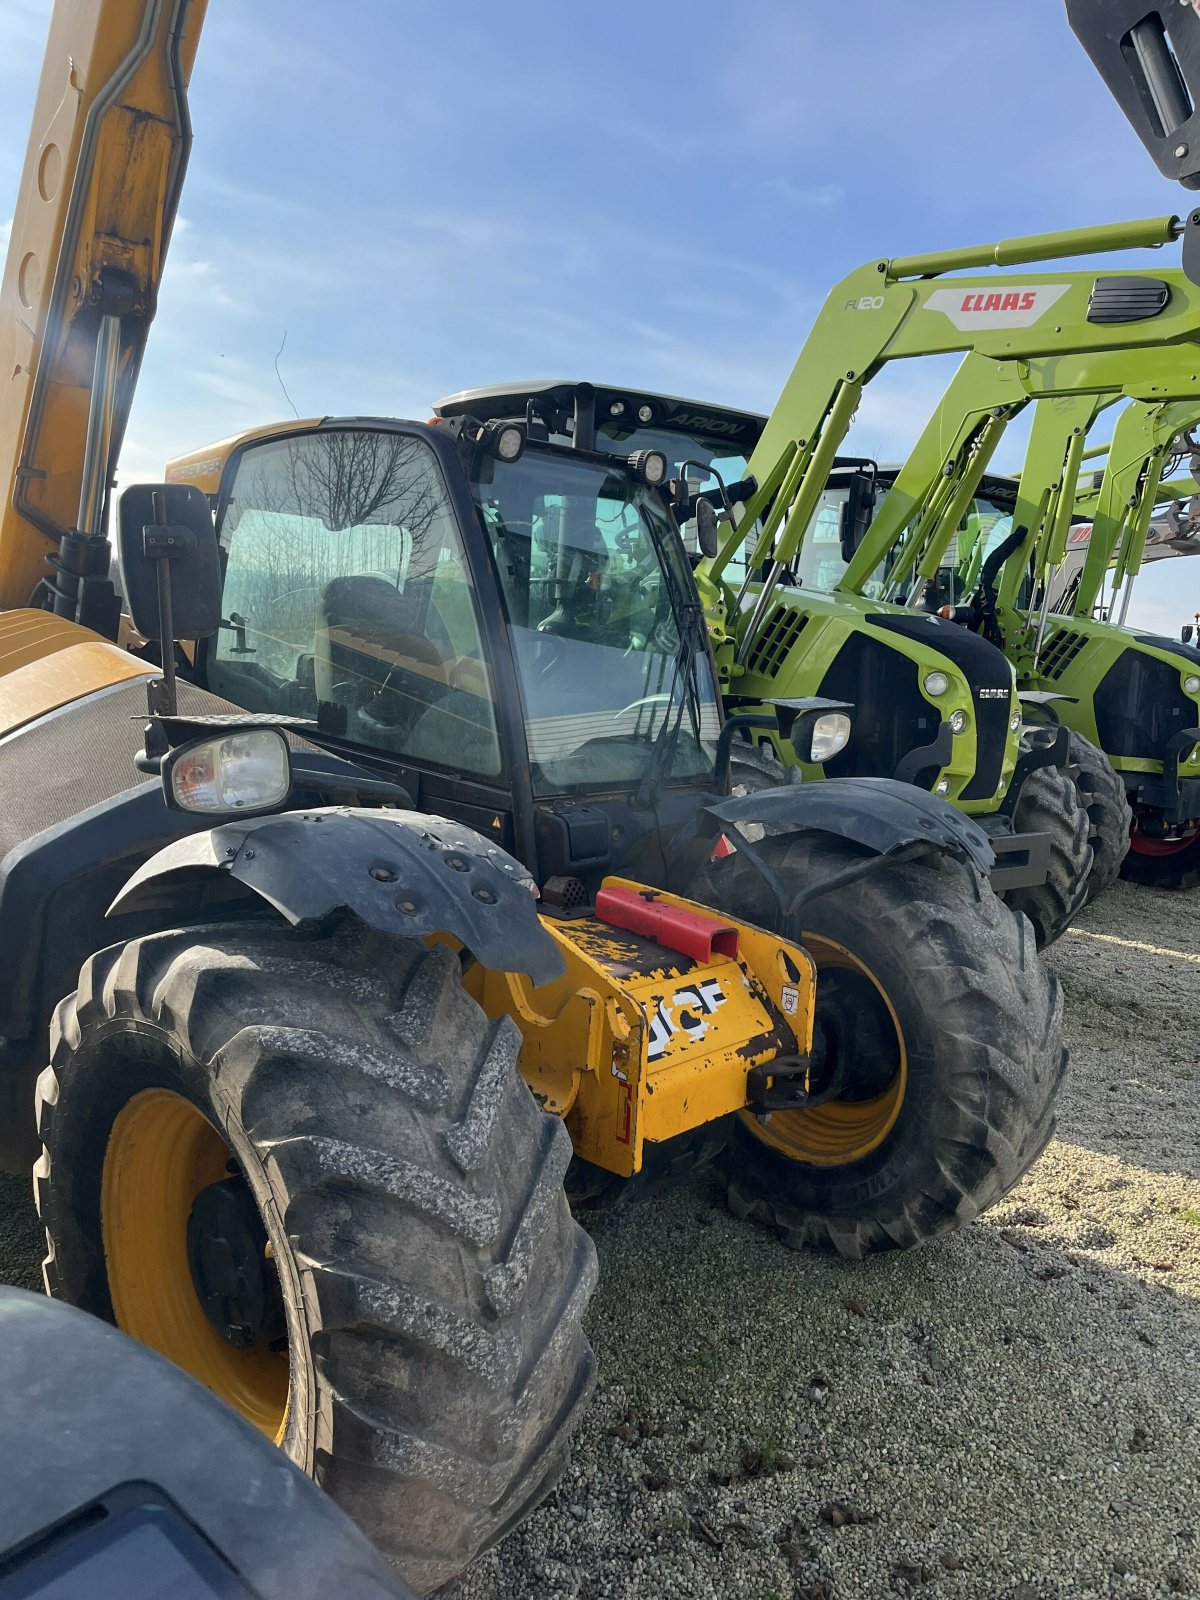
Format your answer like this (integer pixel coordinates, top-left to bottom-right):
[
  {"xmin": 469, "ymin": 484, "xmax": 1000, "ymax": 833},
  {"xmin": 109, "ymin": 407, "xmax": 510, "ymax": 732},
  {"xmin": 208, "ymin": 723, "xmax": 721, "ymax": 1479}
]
[
  {"xmin": 840, "ymin": 471, "xmax": 876, "ymax": 563},
  {"xmin": 1184, "ymin": 624, "xmax": 1195, "ymax": 644},
  {"xmin": 695, "ymin": 498, "xmax": 720, "ymax": 560},
  {"xmin": 118, "ymin": 483, "xmax": 222, "ymax": 641}
]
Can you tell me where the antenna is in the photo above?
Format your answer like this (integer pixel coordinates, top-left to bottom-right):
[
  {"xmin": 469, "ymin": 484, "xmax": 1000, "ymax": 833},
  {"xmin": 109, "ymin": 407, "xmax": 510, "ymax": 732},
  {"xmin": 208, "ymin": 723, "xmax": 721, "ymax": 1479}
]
[{"xmin": 274, "ymin": 329, "xmax": 300, "ymax": 420}]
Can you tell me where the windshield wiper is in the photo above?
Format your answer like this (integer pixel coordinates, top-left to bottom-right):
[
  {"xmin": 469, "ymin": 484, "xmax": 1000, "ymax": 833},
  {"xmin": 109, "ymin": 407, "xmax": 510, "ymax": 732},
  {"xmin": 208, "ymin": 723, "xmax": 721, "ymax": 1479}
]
[{"xmin": 633, "ymin": 597, "xmax": 707, "ymax": 810}]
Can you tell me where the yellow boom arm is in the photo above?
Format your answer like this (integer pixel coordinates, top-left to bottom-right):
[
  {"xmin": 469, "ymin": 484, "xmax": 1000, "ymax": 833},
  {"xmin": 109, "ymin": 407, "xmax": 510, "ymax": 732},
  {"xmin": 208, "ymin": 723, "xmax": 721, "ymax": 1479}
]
[{"xmin": 0, "ymin": 0, "xmax": 205, "ymax": 614}]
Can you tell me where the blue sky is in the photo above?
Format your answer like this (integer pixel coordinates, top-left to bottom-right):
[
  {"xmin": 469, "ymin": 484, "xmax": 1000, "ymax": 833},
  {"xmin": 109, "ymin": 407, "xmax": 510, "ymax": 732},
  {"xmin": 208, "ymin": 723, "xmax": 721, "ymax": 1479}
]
[{"xmin": 2, "ymin": 0, "xmax": 1199, "ymax": 633}]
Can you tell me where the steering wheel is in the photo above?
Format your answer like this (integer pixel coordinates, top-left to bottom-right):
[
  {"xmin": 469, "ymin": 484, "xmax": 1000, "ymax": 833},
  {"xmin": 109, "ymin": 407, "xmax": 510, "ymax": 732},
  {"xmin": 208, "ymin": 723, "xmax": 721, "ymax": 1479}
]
[{"xmin": 616, "ymin": 691, "xmax": 680, "ymax": 722}]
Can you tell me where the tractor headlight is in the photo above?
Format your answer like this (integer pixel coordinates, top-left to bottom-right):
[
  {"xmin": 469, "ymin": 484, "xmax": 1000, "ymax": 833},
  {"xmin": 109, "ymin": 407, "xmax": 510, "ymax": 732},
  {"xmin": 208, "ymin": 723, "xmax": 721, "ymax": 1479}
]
[
  {"xmin": 923, "ymin": 671, "xmax": 950, "ymax": 697},
  {"xmin": 165, "ymin": 728, "xmax": 292, "ymax": 815},
  {"xmin": 1185, "ymin": 674, "xmax": 1200, "ymax": 695},
  {"xmin": 949, "ymin": 709, "xmax": 968, "ymax": 734},
  {"xmin": 934, "ymin": 777, "xmax": 951, "ymax": 795},
  {"xmin": 809, "ymin": 713, "xmax": 852, "ymax": 763},
  {"xmin": 789, "ymin": 702, "xmax": 854, "ymax": 764}
]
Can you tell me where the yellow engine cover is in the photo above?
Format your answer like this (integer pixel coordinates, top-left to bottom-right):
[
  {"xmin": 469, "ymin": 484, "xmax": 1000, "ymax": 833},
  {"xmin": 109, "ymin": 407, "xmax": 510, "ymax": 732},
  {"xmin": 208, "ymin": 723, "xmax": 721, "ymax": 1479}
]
[{"xmin": 471, "ymin": 877, "xmax": 816, "ymax": 1178}]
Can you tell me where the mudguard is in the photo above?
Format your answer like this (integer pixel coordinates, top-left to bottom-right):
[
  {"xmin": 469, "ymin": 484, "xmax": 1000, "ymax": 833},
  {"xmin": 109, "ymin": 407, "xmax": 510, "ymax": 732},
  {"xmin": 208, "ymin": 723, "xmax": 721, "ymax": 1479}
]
[
  {"xmin": 110, "ymin": 807, "xmax": 565, "ymax": 987},
  {"xmin": 700, "ymin": 776, "xmax": 995, "ymax": 875}
]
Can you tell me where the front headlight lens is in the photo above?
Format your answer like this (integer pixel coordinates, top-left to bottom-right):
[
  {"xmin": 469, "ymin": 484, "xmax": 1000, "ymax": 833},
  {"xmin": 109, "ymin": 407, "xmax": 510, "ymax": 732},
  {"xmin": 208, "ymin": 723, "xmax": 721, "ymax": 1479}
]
[
  {"xmin": 810, "ymin": 712, "xmax": 852, "ymax": 762},
  {"xmin": 1010, "ymin": 712, "xmax": 1022, "ymax": 732},
  {"xmin": 923, "ymin": 671, "xmax": 949, "ymax": 697},
  {"xmin": 170, "ymin": 729, "xmax": 291, "ymax": 814},
  {"xmin": 949, "ymin": 709, "xmax": 968, "ymax": 734},
  {"xmin": 934, "ymin": 777, "xmax": 951, "ymax": 795},
  {"xmin": 1185, "ymin": 674, "xmax": 1200, "ymax": 695}
]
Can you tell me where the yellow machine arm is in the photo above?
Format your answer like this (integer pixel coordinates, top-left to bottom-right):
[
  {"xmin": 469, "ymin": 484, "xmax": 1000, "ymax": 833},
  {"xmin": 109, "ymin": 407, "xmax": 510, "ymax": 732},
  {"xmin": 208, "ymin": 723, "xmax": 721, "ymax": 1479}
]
[{"xmin": 0, "ymin": 0, "xmax": 206, "ymax": 617}]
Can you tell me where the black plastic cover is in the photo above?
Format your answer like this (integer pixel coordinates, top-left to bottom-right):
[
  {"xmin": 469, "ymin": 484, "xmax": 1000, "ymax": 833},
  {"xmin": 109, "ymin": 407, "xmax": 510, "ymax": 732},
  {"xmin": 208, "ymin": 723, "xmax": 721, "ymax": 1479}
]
[
  {"xmin": 1087, "ymin": 276, "xmax": 1171, "ymax": 323},
  {"xmin": 110, "ymin": 807, "xmax": 564, "ymax": 985},
  {"xmin": 701, "ymin": 776, "xmax": 995, "ymax": 874}
]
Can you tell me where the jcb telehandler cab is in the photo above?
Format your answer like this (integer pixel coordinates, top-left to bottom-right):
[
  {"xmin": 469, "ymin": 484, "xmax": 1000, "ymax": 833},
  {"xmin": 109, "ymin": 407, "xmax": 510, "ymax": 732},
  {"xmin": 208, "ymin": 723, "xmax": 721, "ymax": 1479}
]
[{"xmin": 432, "ymin": 380, "xmax": 1094, "ymax": 949}]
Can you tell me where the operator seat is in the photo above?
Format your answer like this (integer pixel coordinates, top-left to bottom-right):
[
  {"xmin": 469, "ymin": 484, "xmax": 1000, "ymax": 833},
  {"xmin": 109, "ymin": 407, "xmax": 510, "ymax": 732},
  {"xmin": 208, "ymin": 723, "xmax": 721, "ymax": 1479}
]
[{"xmin": 315, "ymin": 573, "xmax": 453, "ymax": 726}]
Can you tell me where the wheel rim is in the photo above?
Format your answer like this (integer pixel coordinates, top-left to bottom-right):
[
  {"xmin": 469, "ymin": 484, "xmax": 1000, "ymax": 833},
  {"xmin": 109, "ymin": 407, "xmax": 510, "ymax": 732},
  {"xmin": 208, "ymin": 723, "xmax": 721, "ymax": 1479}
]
[
  {"xmin": 739, "ymin": 933, "xmax": 907, "ymax": 1167},
  {"xmin": 1129, "ymin": 824, "xmax": 1199, "ymax": 857},
  {"xmin": 101, "ymin": 1087, "xmax": 289, "ymax": 1441}
]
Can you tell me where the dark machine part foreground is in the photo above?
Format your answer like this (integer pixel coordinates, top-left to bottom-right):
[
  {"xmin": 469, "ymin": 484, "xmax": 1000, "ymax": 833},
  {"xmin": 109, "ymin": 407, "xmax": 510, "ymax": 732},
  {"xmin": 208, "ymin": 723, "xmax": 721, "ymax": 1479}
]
[{"xmin": 0, "ymin": 1288, "xmax": 413, "ymax": 1600}]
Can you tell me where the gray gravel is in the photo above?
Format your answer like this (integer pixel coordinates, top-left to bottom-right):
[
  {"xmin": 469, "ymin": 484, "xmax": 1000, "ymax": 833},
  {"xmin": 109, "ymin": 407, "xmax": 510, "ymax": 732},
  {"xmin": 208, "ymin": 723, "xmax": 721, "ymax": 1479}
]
[{"xmin": 0, "ymin": 883, "xmax": 1196, "ymax": 1599}]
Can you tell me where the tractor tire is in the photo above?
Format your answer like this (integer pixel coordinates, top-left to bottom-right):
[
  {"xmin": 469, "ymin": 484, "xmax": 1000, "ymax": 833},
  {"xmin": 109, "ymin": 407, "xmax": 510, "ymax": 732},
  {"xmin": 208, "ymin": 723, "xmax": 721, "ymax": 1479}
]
[
  {"xmin": 1121, "ymin": 822, "xmax": 1200, "ymax": 890},
  {"xmin": 692, "ymin": 833, "xmax": 1066, "ymax": 1258},
  {"xmin": 34, "ymin": 920, "xmax": 597, "ymax": 1594},
  {"xmin": 1067, "ymin": 730, "xmax": 1132, "ymax": 900},
  {"xmin": 729, "ymin": 739, "xmax": 800, "ymax": 795},
  {"xmin": 999, "ymin": 762, "xmax": 1092, "ymax": 949}
]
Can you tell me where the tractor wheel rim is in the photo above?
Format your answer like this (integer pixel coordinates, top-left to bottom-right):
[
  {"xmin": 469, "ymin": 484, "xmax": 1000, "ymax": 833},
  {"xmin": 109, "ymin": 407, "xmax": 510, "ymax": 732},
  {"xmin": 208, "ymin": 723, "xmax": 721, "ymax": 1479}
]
[
  {"xmin": 739, "ymin": 933, "xmax": 907, "ymax": 1167},
  {"xmin": 1129, "ymin": 824, "xmax": 1199, "ymax": 857},
  {"xmin": 101, "ymin": 1087, "xmax": 289, "ymax": 1442}
]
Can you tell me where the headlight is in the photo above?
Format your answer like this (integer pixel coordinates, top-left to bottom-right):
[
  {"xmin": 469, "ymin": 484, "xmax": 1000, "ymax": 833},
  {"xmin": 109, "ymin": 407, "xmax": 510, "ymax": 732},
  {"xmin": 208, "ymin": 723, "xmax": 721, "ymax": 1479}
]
[
  {"xmin": 166, "ymin": 728, "xmax": 291, "ymax": 814},
  {"xmin": 949, "ymin": 709, "xmax": 968, "ymax": 734},
  {"xmin": 809, "ymin": 712, "xmax": 852, "ymax": 763},
  {"xmin": 1185, "ymin": 674, "xmax": 1200, "ymax": 695},
  {"xmin": 934, "ymin": 777, "xmax": 951, "ymax": 795},
  {"xmin": 1010, "ymin": 712, "xmax": 1022, "ymax": 732},
  {"xmin": 637, "ymin": 403, "xmax": 654, "ymax": 424},
  {"xmin": 923, "ymin": 671, "xmax": 949, "ymax": 697}
]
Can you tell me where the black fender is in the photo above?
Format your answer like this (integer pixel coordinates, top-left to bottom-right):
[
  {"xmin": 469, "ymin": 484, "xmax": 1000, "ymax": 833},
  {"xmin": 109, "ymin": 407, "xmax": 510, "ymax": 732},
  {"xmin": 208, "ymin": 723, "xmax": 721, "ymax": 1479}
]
[
  {"xmin": 697, "ymin": 776, "xmax": 995, "ymax": 875},
  {"xmin": 110, "ymin": 806, "xmax": 565, "ymax": 986}
]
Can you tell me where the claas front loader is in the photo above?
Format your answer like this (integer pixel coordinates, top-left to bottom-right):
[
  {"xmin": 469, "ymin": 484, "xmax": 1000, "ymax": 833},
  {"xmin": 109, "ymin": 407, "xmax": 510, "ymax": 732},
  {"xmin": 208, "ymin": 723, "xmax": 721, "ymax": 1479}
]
[
  {"xmin": 0, "ymin": 2, "xmax": 1067, "ymax": 1590},
  {"xmin": 854, "ymin": 326, "xmax": 1200, "ymax": 887}
]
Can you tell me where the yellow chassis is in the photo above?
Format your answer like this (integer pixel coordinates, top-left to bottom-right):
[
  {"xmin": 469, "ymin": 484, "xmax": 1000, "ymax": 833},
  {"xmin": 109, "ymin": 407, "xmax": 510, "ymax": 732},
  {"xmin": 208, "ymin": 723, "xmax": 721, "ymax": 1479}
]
[{"xmin": 468, "ymin": 876, "xmax": 816, "ymax": 1178}]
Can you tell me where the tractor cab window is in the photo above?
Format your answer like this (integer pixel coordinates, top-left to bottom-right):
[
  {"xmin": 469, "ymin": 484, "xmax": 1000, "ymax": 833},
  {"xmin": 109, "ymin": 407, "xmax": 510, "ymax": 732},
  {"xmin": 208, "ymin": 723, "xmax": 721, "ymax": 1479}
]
[
  {"xmin": 467, "ymin": 446, "xmax": 720, "ymax": 794},
  {"xmin": 209, "ymin": 429, "xmax": 501, "ymax": 777},
  {"xmin": 782, "ymin": 485, "xmax": 889, "ymax": 599}
]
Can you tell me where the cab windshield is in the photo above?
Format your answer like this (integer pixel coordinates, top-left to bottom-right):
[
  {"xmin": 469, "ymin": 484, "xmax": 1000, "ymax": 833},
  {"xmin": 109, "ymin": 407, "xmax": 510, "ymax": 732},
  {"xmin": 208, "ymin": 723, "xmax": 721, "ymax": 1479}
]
[{"xmin": 467, "ymin": 446, "xmax": 720, "ymax": 794}]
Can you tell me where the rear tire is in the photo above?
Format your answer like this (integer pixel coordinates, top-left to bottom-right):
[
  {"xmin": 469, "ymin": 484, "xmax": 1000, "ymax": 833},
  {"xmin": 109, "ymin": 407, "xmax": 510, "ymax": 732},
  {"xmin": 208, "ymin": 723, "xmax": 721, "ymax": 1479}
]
[
  {"xmin": 35, "ymin": 920, "xmax": 597, "ymax": 1594},
  {"xmin": 693, "ymin": 834, "xmax": 1066, "ymax": 1258},
  {"xmin": 1000, "ymin": 762, "xmax": 1092, "ymax": 949},
  {"xmin": 1067, "ymin": 730, "xmax": 1131, "ymax": 900}
]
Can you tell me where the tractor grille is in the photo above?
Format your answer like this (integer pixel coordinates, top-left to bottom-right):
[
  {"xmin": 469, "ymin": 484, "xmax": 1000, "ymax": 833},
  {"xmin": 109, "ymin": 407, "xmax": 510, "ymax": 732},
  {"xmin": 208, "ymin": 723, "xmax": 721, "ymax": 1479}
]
[
  {"xmin": 1094, "ymin": 637, "xmax": 1200, "ymax": 761},
  {"xmin": 817, "ymin": 634, "xmax": 937, "ymax": 785},
  {"xmin": 745, "ymin": 606, "xmax": 808, "ymax": 678},
  {"xmin": 863, "ymin": 613, "xmax": 1011, "ymax": 802},
  {"xmin": 1038, "ymin": 626, "xmax": 1089, "ymax": 681}
]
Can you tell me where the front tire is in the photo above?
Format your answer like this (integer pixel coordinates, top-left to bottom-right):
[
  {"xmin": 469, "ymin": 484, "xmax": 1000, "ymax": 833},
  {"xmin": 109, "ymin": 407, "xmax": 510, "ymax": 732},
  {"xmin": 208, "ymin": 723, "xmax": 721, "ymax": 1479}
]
[
  {"xmin": 1066, "ymin": 730, "xmax": 1131, "ymax": 900},
  {"xmin": 1000, "ymin": 762, "xmax": 1092, "ymax": 948},
  {"xmin": 693, "ymin": 834, "xmax": 1066, "ymax": 1258},
  {"xmin": 35, "ymin": 920, "xmax": 597, "ymax": 1594}
]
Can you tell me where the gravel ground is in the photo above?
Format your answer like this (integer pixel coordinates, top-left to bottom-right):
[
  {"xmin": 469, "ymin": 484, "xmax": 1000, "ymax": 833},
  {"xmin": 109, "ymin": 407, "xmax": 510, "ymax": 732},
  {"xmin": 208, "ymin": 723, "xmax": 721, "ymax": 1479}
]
[{"xmin": 0, "ymin": 881, "xmax": 1196, "ymax": 1599}]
